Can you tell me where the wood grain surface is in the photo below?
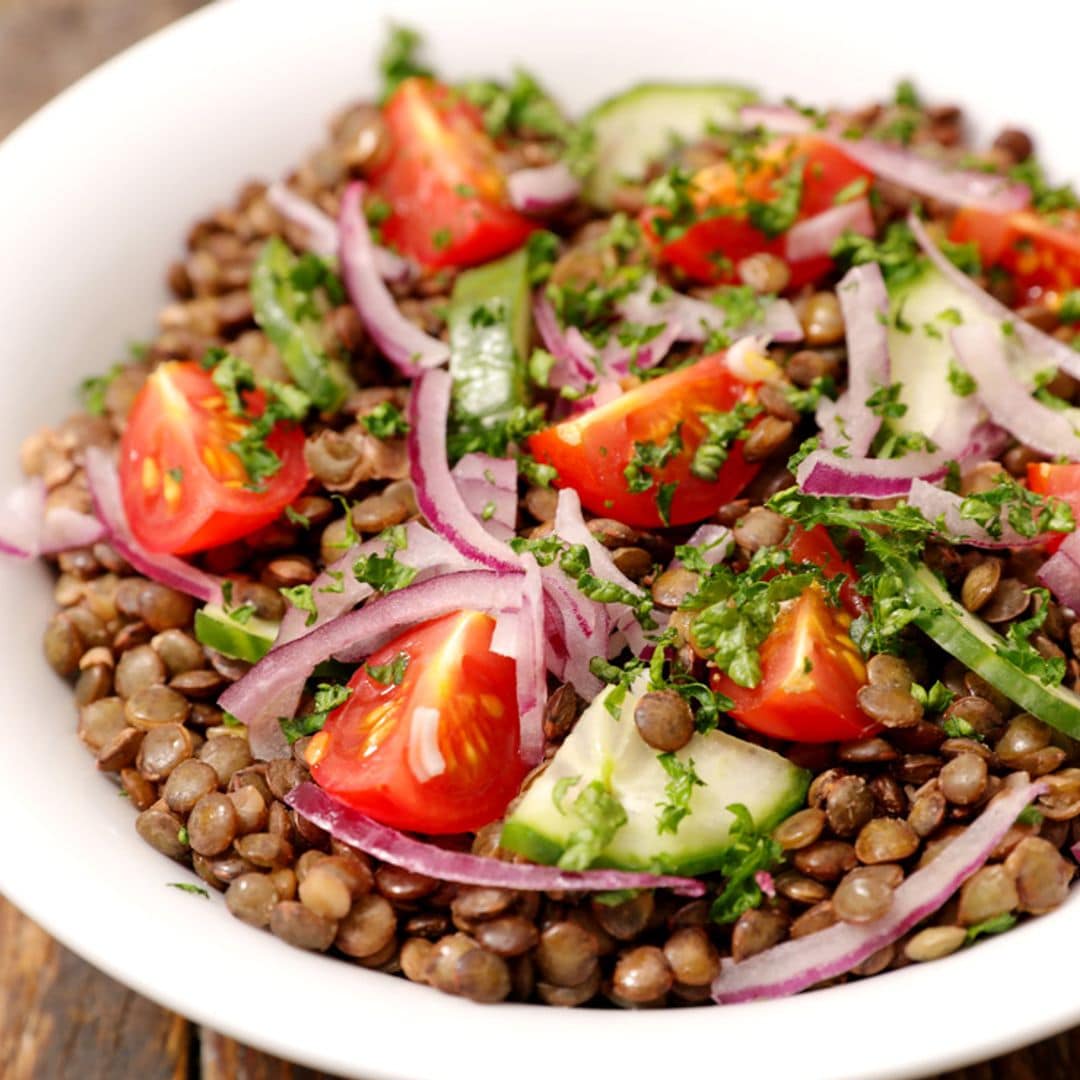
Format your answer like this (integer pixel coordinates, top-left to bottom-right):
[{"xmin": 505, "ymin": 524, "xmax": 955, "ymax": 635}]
[{"xmin": 0, "ymin": 2, "xmax": 1075, "ymax": 1077}]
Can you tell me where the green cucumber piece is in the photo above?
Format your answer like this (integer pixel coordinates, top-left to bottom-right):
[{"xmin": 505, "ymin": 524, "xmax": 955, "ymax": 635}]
[
  {"xmin": 501, "ymin": 676, "xmax": 808, "ymax": 875},
  {"xmin": 581, "ymin": 82, "xmax": 758, "ymax": 209},
  {"xmin": 900, "ymin": 562, "xmax": 1080, "ymax": 738},
  {"xmin": 447, "ymin": 248, "xmax": 531, "ymax": 426},
  {"xmin": 886, "ymin": 265, "xmax": 1052, "ymax": 440},
  {"xmin": 251, "ymin": 237, "xmax": 354, "ymax": 412},
  {"xmin": 194, "ymin": 603, "xmax": 280, "ymax": 663}
]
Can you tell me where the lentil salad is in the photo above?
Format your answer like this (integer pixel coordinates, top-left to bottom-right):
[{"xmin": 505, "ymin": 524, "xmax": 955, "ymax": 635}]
[{"xmin": 10, "ymin": 26, "xmax": 1080, "ymax": 1008}]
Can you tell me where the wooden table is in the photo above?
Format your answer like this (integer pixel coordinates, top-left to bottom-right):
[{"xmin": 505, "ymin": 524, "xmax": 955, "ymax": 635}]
[{"xmin": 0, "ymin": 2, "xmax": 1076, "ymax": 1077}]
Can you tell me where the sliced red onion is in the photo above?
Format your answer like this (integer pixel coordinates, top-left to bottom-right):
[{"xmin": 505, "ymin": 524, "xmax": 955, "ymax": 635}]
[
  {"xmin": 0, "ymin": 477, "xmax": 106, "ymax": 558},
  {"xmin": 339, "ymin": 182, "xmax": 449, "ymax": 377},
  {"xmin": 908, "ymin": 478, "xmax": 1054, "ymax": 549},
  {"xmin": 712, "ymin": 776, "xmax": 1045, "ymax": 1004},
  {"xmin": 538, "ymin": 567, "xmax": 607, "ymax": 699},
  {"xmin": 276, "ymin": 522, "xmax": 478, "ymax": 645},
  {"xmin": 0, "ymin": 478, "xmax": 46, "ymax": 557},
  {"xmin": 450, "ymin": 452, "xmax": 518, "ymax": 542},
  {"xmin": 40, "ymin": 505, "xmax": 106, "ymax": 554},
  {"xmin": 287, "ymin": 782, "xmax": 705, "ymax": 896},
  {"xmin": 1037, "ymin": 531, "xmax": 1080, "ymax": 612},
  {"xmin": 83, "ymin": 447, "xmax": 223, "ymax": 605},
  {"xmin": 507, "ymin": 162, "xmax": 581, "ymax": 215},
  {"xmin": 533, "ymin": 294, "xmax": 604, "ymax": 392},
  {"xmin": 740, "ymin": 107, "xmax": 1031, "ymax": 214},
  {"xmin": 1071, "ymin": 839, "xmax": 1080, "ymax": 863},
  {"xmin": 815, "ymin": 263, "xmax": 890, "ymax": 456},
  {"xmin": 680, "ymin": 523, "xmax": 733, "ymax": 566},
  {"xmin": 222, "ymin": 569, "xmax": 527, "ymax": 759},
  {"xmin": 952, "ymin": 322, "xmax": 1080, "ymax": 461},
  {"xmin": 784, "ymin": 198, "xmax": 873, "ymax": 263},
  {"xmin": 797, "ymin": 421, "xmax": 1009, "ymax": 499},
  {"xmin": 514, "ymin": 553, "xmax": 547, "ymax": 764},
  {"xmin": 908, "ymin": 213, "xmax": 1080, "ymax": 382},
  {"xmin": 408, "ymin": 370, "xmax": 520, "ymax": 571},
  {"xmin": 267, "ymin": 181, "xmax": 411, "ymax": 283},
  {"xmin": 554, "ymin": 487, "xmax": 643, "ymax": 600},
  {"xmin": 755, "ymin": 870, "xmax": 776, "ymax": 899}
]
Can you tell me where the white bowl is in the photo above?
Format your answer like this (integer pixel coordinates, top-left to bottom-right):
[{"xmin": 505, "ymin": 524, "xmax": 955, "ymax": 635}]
[{"xmin": 2, "ymin": 1, "xmax": 1079, "ymax": 1076}]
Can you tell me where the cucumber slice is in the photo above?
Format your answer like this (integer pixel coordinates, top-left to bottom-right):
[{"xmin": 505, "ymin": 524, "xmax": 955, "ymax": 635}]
[
  {"xmin": 582, "ymin": 83, "xmax": 757, "ymax": 210},
  {"xmin": 447, "ymin": 248, "xmax": 531, "ymax": 426},
  {"xmin": 194, "ymin": 603, "xmax": 280, "ymax": 663},
  {"xmin": 501, "ymin": 676, "xmax": 808, "ymax": 875},
  {"xmin": 886, "ymin": 265, "xmax": 1051, "ymax": 440},
  {"xmin": 900, "ymin": 562, "xmax": 1080, "ymax": 739}
]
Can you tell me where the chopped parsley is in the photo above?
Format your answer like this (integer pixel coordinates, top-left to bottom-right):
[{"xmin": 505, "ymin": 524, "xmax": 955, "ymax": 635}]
[
  {"xmin": 956, "ymin": 473, "xmax": 1074, "ymax": 540},
  {"xmin": 783, "ymin": 375, "xmax": 837, "ymax": 414},
  {"xmin": 894, "ymin": 79, "xmax": 920, "ymax": 109},
  {"xmin": 831, "ymin": 221, "xmax": 924, "ymax": 288},
  {"xmin": 279, "ymin": 682, "xmax": 353, "ymax": 744},
  {"xmin": 833, "ymin": 175, "xmax": 870, "ymax": 205},
  {"xmin": 280, "ymin": 584, "xmax": 319, "ymax": 626},
  {"xmin": 447, "ymin": 403, "xmax": 547, "ymax": 462},
  {"xmin": 528, "ymin": 348, "xmax": 557, "ymax": 388},
  {"xmin": 947, "ymin": 360, "xmax": 977, "ymax": 397},
  {"xmin": 459, "ymin": 68, "xmax": 569, "ymax": 141},
  {"xmin": 910, "ymin": 680, "xmax": 955, "ymax": 713},
  {"xmin": 79, "ymin": 362, "xmax": 124, "ymax": 416},
  {"xmin": 865, "ymin": 382, "xmax": 908, "ymax": 420},
  {"xmin": 624, "ymin": 425, "xmax": 684, "ymax": 494},
  {"xmin": 941, "ymin": 714, "xmax": 985, "ymax": 742},
  {"xmin": 746, "ymin": 159, "xmax": 805, "ymax": 239},
  {"xmin": 366, "ymin": 651, "xmax": 410, "ymax": 686},
  {"xmin": 353, "ymin": 525, "xmax": 418, "ymax": 593},
  {"xmin": 378, "ymin": 23, "xmax": 434, "ymax": 102},
  {"xmin": 999, "ymin": 588, "xmax": 1067, "ymax": 687},
  {"xmin": 168, "ymin": 882, "xmax": 210, "ymax": 899},
  {"xmin": 1009, "ymin": 158, "xmax": 1078, "ymax": 216},
  {"xmin": 362, "ymin": 401, "xmax": 410, "ymax": 439},
  {"xmin": 525, "ymin": 230, "xmax": 560, "ymax": 286},
  {"xmin": 655, "ymin": 754, "xmax": 705, "ymax": 835},
  {"xmin": 1060, "ymin": 290, "xmax": 1080, "ymax": 324},
  {"xmin": 555, "ymin": 778, "xmax": 629, "ymax": 871},
  {"xmin": 691, "ymin": 403, "xmax": 762, "ymax": 481},
  {"xmin": 710, "ymin": 803, "xmax": 784, "ymax": 924},
  {"xmin": 965, "ymin": 912, "xmax": 1018, "ymax": 944},
  {"xmin": 645, "ymin": 166, "xmax": 699, "ymax": 244}
]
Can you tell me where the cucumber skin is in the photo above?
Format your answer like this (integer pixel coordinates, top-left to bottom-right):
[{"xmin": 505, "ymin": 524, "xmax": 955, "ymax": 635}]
[
  {"xmin": 499, "ymin": 766, "xmax": 809, "ymax": 878},
  {"xmin": 902, "ymin": 564, "xmax": 1080, "ymax": 739},
  {"xmin": 582, "ymin": 82, "xmax": 758, "ymax": 209},
  {"xmin": 447, "ymin": 248, "xmax": 530, "ymax": 425},
  {"xmin": 194, "ymin": 605, "xmax": 278, "ymax": 664}
]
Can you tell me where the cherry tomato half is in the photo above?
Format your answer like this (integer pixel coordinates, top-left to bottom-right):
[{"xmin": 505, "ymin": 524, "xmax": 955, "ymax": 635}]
[
  {"xmin": 1027, "ymin": 462, "xmax": 1080, "ymax": 553},
  {"xmin": 950, "ymin": 207, "xmax": 1080, "ymax": 307},
  {"xmin": 306, "ymin": 610, "xmax": 526, "ymax": 834},
  {"xmin": 371, "ymin": 78, "xmax": 535, "ymax": 269},
  {"xmin": 118, "ymin": 361, "xmax": 308, "ymax": 555},
  {"xmin": 527, "ymin": 352, "xmax": 760, "ymax": 528},
  {"xmin": 787, "ymin": 523, "xmax": 864, "ymax": 617},
  {"xmin": 712, "ymin": 585, "xmax": 875, "ymax": 743},
  {"xmin": 643, "ymin": 136, "xmax": 873, "ymax": 288}
]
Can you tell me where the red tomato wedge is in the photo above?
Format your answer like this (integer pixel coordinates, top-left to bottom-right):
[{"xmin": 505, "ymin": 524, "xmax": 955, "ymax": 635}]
[
  {"xmin": 118, "ymin": 361, "xmax": 307, "ymax": 555},
  {"xmin": 787, "ymin": 523, "xmax": 864, "ymax": 616},
  {"xmin": 643, "ymin": 136, "xmax": 872, "ymax": 287},
  {"xmin": 1027, "ymin": 462, "xmax": 1080, "ymax": 553},
  {"xmin": 527, "ymin": 352, "xmax": 760, "ymax": 528},
  {"xmin": 306, "ymin": 610, "xmax": 526, "ymax": 834},
  {"xmin": 950, "ymin": 207, "xmax": 1080, "ymax": 306},
  {"xmin": 712, "ymin": 585, "xmax": 875, "ymax": 743},
  {"xmin": 371, "ymin": 78, "xmax": 535, "ymax": 269}
]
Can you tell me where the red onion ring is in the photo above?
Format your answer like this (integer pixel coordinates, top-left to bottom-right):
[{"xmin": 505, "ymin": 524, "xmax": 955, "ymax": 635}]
[
  {"xmin": 266, "ymin": 182, "xmax": 411, "ymax": 282},
  {"xmin": 741, "ymin": 107, "xmax": 1031, "ymax": 213},
  {"xmin": 784, "ymin": 198, "xmax": 874, "ymax": 263},
  {"xmin": 908, "ymin": 212, "xmax": 1080, "ymax": 383},
  {"xmin": 507, "ymin": 162, "xmax": 581, "ymax": 215},
  {"xmin": 221, "ymin": 569, "xmax": 527, "ymax": 760},
  {"xmin": 952, "ymin": 322, "xmax": 1080, "ymax": 461},
  {"xmin": 815, "ymin": 263, "xmax": 890, "ymax": 456},
  {"xmin": 1038, "ymin": 531, "xmax": 1080, "ymax": 612},
  {"xmin": 407, "ymin": 370, "xmax": 520, "ymax": 571},
  {"xmin": 712, "ymin": 776, "xmax": 1045, "ymax": 1003},
  {"xmin": 908, "ymin": 478, "xmax": 1057, "ymax": 549},
  {"xmin": 339, "ymin": 182, "xmax": 450, "ymax": 377},
  {"xmin": 450, "ymin": 452, "xmax": 518, "ymax": 542},
  {"xmin": 84, "ymin": 447, "xmax": 223, "ymax": 605},
  {"xmin": 286, "ymin": 782, "xmax": 705, "ymax": 896}
]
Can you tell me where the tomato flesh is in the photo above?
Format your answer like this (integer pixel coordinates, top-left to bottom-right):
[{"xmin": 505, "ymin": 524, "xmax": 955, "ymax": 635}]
[
  {"xmin": 712, "ymin": 586, "xmax": 875, "ymax": 743},
  {"xmin": 371, "ymin": 78, "xmax": 535, "ymax": 269},
  {"xmin": 1027, "ymin": 462, "xmax": 1080, "ymax": 553},
  {"xmin": 527, "ymin": 352, "xmax": 760, "ymax": 527},
  {"xmin": 644, "ymin": 136, "xmax": 873, "ymax": 287},
  {"xmin": 786, "ymin": 523, "xmax": 864, "ymax": 616},
  {"xmin": 950, "ymin": 207, "xmax": 1080, "ymax": 307},
  {"xmin": 306, "ymin": 611, "xmax": 526, "ymax": 834},
  {"xmin": 119, "ymin": 361, "xmax": 308, "ymax": 555}
]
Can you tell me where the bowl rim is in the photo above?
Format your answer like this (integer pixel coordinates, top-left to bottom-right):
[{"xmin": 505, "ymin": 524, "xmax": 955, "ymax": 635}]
[{"xmin": 2, "ymin": 2, "xmax": 1080, "ymax": 1078}]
